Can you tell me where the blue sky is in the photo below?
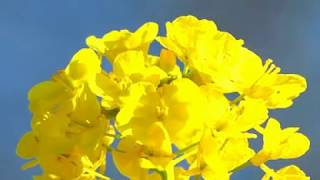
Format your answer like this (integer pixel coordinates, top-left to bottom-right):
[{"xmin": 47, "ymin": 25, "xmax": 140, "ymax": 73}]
[{"xmin": 0, "ymin": 0, "xmax": 319, "ymax": 179}]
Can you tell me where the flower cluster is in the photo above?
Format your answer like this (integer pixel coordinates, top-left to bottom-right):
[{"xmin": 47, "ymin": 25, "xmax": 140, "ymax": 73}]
[{"xmin": 17, "ymin": 15, "xmax": 310, "ymax": 180}]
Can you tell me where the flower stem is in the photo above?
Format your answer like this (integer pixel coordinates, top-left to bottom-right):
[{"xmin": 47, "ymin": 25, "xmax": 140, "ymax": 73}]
[
  {"xmin": 159, "ymin": 171, "xmax": 168, "ymax": 180},
  {"xmin": 231, "ymin": 94, "xmax": 244, "ymax": 105},
  {"xmin": 194, "ymin": 175, "xmax": 201, "ymax": 180},
  {"xmin": 175, "ymin": 141, "xmax": 199, "ymax": 156}
]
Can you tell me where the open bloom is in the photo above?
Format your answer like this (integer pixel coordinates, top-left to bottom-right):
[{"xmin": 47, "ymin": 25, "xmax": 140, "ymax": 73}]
[
  {"xmin": 251, "ymin": 118, "xmax": 310, "ymax": 166},
  {"xmin": 261, "ymin": 164, "xmax": 309, "ymax": 180},
  {"xmin": 17, "ymin": 15, "xmax": 310, "ymax": 180}
]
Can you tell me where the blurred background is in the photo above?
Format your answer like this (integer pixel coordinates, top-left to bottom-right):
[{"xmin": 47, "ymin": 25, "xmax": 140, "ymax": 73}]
[{"xmin": 0, "ymin": 0, "xmax": 319, "ymax": 179}]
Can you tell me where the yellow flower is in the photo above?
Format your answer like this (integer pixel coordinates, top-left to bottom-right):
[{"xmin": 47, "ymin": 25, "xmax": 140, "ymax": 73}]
[
  {"xmin": 201, "ymin": 86, "xmax": 268, "ymax": 138},
  {"xmin": 89, "ymin": 50, "xmax": 167, "ymax": 110},
  {"xmin": 88, "ymin": 71, "xmax": 122, "ymax": 110},
  {"xmin": 160, "ymin": 16, "xmax": 306, "ymax": 109},
  {"xmin": 87, "ymin": 22, "xmax": 158, "ymax": 62},
  {"xmin": 121, "ymin": 78, "xmax": 207, "ymax": 147},
  {"xmin": 112, "ymin": 122, "xmax": 173, "ymax": 179},
  {"xmin": 16, "ymin": 131, "xmax": 39, "ymax": 161},
  {"xmin": 33, "ymin": 151, "xmax": 109, "ymax": 180},
  {"xmin": 261, "ymin": 164, "xmax": 309, "ymax": 180},
  {"xmin": 200, "ymin": 84, "xmax": 230, "ymax": 127},
  {"xmin": 28, "ymin": 48, "xmax": 102, "ymax": 116},
  {"xmin": 208, "ymin": 49, "xmax": 306, "ymax": 109},
  {"xmin": 236, "ymin": 58, "xmax": 307, "ymax": 109},
  {"xmin": 113, "ymin": 50, "xmax": 167, "ymax": 85},
  {"xmin": 230, "ymin": 98, "xmax": 268, "ymax": 132},
  {"xmin": 187, "ymin": 129, "xmax": 254, "ymax": 180},
  {"xmin": 28, "ymin": 79, "xmax": 75, "ymax": 115},
  {"xmin": 17, "ymin": 112, "xmax": 109, "ymax": 179},
  {"xmin": 158, "ymin": 15, "xmax": 244, "ymax": 86},
  {"xmin": 18, "ymin": 49, "xmax": 110, "ymax": 179},
  {"xmin": 112, "ymin": 136, "xmax": 147, "ymax": 179},
  {"xmin": 17, "ymin": 15, "xmax": 310, "ymax": 180},
  {"xmin": 158, "ymin": 15, "xmax": 218, "ymax": 66},
  {"xmin": 65, "ymin": 48, "xmax": 101, "ymax": 87},
  {"xmin": 139, "ymin": 122, "xmax": 173, "ymax": 170},
  {"xmin": 251, "ymin": 118, "xmax": 310, "ymax": 166}
]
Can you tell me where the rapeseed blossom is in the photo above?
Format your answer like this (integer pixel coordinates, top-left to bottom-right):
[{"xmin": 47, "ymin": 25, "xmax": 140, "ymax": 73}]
[{"xmin": 17, "ymin": 15, "xmax": 310, "ymax": 180}]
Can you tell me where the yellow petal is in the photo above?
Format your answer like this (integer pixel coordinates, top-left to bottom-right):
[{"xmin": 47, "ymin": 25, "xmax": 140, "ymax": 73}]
[
  {"xmin": 126, "ymin": 22, "xmax": 158, "ymax": 49},
  {"xmin": 102, "ymin": 22, "xmax": 158, "ymax": 62},
  {"xmin": 264, "ymin": 74, "xmax": 307, "ymax": 108},
  {"xmin": 253, "ymin": 118, "xmax": 310, "ymax": 165},
  {"xmin": 69, "ymin": 86, "xmax": 101, "ymax": 125},
  {"xmin": 28, "ymin": 81, "xmax": 73, "ymax": 114},
  {"xmin": 234, "ymin": 98, "xmax": 268, "ymax": 131},
  {"xmin": 89, "ymin": 72, "xmax": 121, "ymax": 109},
  {"xmin": 16, "ymin": 131, "xmax": 38, "ymax": 159},
  {"xmin": 86, "ymin": 35, "xmax": 107, "ymax": 54},
  {"xmin": 276, "ymin": 165, "xmax": 309, "ymax": 180},
  {"xmin": 65, "ymin": 48, "xmax": 101, "ymax": 83},
  {"xmin": 275, "ymin": 132, "xmax": 310, "ymax": 159},
  {"xmin": 113, "ymin": 50, "xmax": 145, "ymax": 78},
  {"xmin": 112, "ymin": 136, "xmax": 145, "ymax": 178},
  {"xmin": 262, "ymin": 165, "xmax": 310, "ymax": 180},
  {"xmin": 21, "ymin": 159, "xmax": 38, "ymax": 170},
  {"xmin": 158, "ymin": 15, "xmax": 218, "ymax": 65}
]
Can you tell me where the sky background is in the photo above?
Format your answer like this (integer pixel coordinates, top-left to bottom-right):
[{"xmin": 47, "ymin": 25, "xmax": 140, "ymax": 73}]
[{"xmin": 0, "ymin": 0, "xmax": 319, "ymax": 179}]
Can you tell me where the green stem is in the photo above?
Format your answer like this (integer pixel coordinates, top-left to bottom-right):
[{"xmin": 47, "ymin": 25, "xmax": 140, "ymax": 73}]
[
  {"xmin": 175, "ymin": 141, "xmax": 199, "ymax": 156},
  {"xmin": 230, "ymin": 94, "xmax": 244, "ymax": 105},
  {"xmin": 194, "ymin": 175, "xmax": 201, "ymax": 180},
  {"xmin": 106, "ymin": 146, "xmax": 125, "ymax": 153},
  {"xmin": 219, "ymin": 139, "xmax": 229, "ymax": 151},
  {"xmin": 182, "ymin": 64, "xmax": 191, "ymax": 78},
  {"xmin": 105, "ymin": 133, "xmax": 121, "ymax": 139},
  {"xmin": 159, "ymin": 170, "xmax": 167, "ymax": 180},
  {"xmin": 166, "ymin": 164, "xmax": 175, "ymax": 180},
  {"xmin": 102, "ymin": 108, "xmax": 119, "ymax": 120}
]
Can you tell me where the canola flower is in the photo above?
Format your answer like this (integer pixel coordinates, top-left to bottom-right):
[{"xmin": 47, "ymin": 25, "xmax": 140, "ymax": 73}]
[{"xmin": 17, "ymin": 15, "xmax": 310, "ymax": 180}]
